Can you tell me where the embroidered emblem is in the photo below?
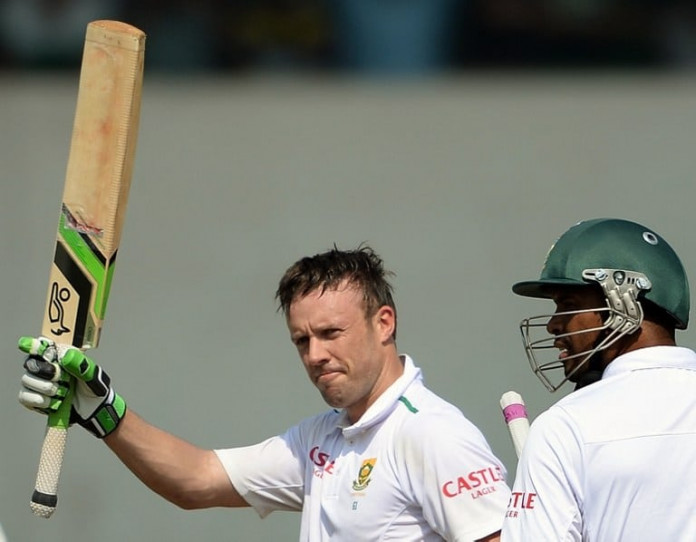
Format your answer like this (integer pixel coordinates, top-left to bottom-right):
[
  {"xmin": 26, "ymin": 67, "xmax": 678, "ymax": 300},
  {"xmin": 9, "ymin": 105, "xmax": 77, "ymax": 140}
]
[{"xmin": 352, "ymin": 458, "xmax": 377, "ymax": 491}]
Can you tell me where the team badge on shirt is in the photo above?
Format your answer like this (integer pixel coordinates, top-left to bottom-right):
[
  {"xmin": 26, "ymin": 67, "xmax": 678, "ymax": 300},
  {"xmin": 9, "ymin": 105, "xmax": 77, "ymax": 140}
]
[{"xmin": 352, "ymin": 458, "xmax": 377, "ymax": 491}]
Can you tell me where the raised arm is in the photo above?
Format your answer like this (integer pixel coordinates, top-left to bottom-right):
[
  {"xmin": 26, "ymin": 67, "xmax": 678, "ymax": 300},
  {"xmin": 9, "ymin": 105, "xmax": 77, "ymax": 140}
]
[{"xmin": 105, "ymin": 409, "xmax": 245, "ymax": 509}]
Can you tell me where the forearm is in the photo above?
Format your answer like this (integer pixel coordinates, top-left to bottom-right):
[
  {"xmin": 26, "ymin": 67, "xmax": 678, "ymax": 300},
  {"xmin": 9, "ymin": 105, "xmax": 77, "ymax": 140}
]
[{"xmin": 104, "ymin": 409, "xmax": 246, "ymax": 509}]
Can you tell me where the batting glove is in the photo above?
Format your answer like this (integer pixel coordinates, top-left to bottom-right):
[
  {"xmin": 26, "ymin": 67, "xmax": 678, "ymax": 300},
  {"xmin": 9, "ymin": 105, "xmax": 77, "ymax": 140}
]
[{"xmin": 18, "ymin": 336, "xmax": 126, "ymax": 438}]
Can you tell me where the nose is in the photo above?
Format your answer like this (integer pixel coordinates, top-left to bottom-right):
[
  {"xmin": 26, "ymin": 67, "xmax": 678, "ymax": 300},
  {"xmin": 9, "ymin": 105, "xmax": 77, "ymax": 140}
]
[
  {"xmin": 306, "ymin": 337, "xmax": 329, "ymax": 366},
  {"xmin": 546, "ymin": 312, "xmax": 563, "ymax": 335}
]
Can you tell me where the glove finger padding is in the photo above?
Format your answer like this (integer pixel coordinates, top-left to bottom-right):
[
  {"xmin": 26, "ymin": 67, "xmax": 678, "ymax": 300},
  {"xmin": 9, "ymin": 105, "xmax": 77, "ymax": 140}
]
[
  {"xmin": 19, "ymin": 356, "xmax": 71, "ymax": 414},
  {"xmin": 19, "ymin": 373, "xmax": 68, "ymax": 413},
  {"xmin": 61, "ymin": 348, "xmax": 111, "ymax": 396},
  {"xmin": 23, "ymin": 355, "xmax": 61, "ymax": 380}
]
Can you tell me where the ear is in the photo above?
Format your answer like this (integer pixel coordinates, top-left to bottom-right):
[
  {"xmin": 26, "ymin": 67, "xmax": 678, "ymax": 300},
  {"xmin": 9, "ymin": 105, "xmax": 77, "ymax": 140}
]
[{"xmin": 373, "ymin": 305, "xmax": 396, "ymax": 343}]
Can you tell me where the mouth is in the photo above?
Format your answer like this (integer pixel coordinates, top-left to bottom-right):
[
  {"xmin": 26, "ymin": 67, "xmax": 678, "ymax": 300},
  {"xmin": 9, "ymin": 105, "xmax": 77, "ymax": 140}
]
[
  {"xmin": 315, "ymin": 370, "xmax": 342, "ymax": 385},
  {"xmin": 554, "ymin": 341, "xmax": 570, "ymax": 360}
]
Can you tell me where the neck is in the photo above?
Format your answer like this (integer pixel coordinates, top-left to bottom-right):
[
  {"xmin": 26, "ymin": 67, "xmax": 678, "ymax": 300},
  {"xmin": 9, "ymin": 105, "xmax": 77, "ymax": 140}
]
[
  {"xmin": 609, "ymin": 321, "xmax": 676, "ymax": 362},
  {"xmin": 346, "ymin": 352, "xmax": 404, "ymax": 424}
]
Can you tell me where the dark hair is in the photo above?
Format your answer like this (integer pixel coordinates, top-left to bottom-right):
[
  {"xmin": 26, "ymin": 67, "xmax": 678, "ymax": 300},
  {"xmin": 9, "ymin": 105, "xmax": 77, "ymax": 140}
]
[{"xmin": 275, "ymin": 244, "xmax": 397, "ymax": 337}]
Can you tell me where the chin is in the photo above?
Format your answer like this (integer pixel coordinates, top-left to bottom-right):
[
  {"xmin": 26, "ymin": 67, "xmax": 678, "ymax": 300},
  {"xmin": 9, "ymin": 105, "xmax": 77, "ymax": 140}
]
[
  {"xmin": 321, "ymin": 392, "xmax": 345, "ymax": 409},
  {"xmin": 563, "ymin": 366, "xmax": 579, "ymax": 380}
]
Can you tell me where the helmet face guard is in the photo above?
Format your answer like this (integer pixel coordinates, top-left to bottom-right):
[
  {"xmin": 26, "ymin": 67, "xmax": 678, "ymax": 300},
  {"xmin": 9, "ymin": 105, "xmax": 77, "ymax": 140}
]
[
  {"xmin": 513, "ymin": 218, "xmax": 689, "ymax": 393},
  {"xmin": 520, "ymin": 269, "xmax": 651, "ymax": 392}
]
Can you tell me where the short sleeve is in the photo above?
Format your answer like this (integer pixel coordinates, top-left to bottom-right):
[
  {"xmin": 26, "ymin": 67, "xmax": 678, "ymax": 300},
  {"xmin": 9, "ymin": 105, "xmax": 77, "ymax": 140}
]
[{"xmin": 215, "ymin": 427, "xmax": 306, "ymax": 517}]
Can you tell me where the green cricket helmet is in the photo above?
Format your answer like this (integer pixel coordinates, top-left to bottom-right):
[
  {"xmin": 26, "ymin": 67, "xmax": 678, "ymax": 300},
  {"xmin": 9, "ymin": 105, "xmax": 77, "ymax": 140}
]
[{"xmin": 513, "ymin": 218, "xmax": 690, "ymax": 392}]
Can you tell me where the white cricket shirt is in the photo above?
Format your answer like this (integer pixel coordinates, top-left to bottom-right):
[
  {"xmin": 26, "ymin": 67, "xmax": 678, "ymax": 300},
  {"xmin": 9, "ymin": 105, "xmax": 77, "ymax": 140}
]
[
  {"xmin": 216, "ymin": 355, "xmax": 510, "ymax": 541},
  {"xmin": 501, "ymin": 346, "xmax": 696, "ymax": 541}
]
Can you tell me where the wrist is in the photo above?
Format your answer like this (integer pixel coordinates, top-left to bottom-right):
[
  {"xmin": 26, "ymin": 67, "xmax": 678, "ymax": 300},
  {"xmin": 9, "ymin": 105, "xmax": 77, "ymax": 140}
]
[{"xmin": 82, "ymin": 391, "xmax": 127, "ymax": 438}]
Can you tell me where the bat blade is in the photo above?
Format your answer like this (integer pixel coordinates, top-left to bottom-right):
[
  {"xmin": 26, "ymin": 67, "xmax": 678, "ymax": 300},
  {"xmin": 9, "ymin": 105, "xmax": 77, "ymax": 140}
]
[
  {"xmin": 31, "ymin": 20, "xmax": 145, "ymax": 519},
  {"xmin": 500, "ymin": 391, "xmax": 530, "ymax": 459}
]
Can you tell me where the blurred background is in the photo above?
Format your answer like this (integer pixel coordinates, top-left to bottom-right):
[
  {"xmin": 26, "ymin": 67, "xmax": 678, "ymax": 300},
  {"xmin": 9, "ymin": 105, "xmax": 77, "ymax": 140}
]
[
  {"xmin": 1, "ymin": 0, "xmax": 695, "ymax": 73},
  {"xmin": 2, "ymin": 1, "xmax": 696, "ymax": 541}
]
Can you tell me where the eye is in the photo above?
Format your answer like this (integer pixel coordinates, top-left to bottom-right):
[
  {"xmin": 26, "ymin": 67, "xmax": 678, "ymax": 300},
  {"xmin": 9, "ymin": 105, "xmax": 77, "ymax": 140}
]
[
  {"xmin": 292, "ymin": 335, "xmax": 309, "ymax": 348},
  {"xmin": 321, "ymin": 328, "xmax": 342, "ymax": 340},
  {"xmin": 555, "ymin": 297, "xmax": 577, "ymax": 312}
]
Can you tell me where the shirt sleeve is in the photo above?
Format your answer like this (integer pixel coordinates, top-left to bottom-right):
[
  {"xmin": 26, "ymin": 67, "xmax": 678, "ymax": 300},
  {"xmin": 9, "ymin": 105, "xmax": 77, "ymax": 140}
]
[
  {"xmin": 501, "ymin": 407, "xmax": 584, "ymax": 542},
  {"xmin": 215, "ymin": 426, "xmax": 306, "ymax": 517},
  {"xmin": 397, "ymin": 413, "xmax": 511, "ymax": 542}
]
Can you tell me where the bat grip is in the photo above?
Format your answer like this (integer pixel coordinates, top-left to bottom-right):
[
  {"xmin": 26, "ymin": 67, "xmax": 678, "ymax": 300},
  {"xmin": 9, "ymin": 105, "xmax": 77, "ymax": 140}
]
[
  {"xmin": 31, "ymin": 379, "xmax": 74, "ymax": 518},
  {"xmin": 500, "ymin": 391, "xmax": 530, "ymax": 459}
]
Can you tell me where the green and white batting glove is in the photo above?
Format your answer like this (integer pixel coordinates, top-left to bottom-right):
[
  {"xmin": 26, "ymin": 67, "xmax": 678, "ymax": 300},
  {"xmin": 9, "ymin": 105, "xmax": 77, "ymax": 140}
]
[{"xmin": 18, "ymin": 336, "xmax": 126, "ymax": 438}]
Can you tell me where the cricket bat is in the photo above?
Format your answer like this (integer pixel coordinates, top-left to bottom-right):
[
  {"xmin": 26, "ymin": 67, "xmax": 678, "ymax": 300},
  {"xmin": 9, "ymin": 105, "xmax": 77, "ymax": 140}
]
[
  {"xmin": 500, "ymin": 391, "xmax": 530, "ymax": 459},
  {"xmin": 30, "ymin": 20, "xmax": 145, "ymax": 518}
]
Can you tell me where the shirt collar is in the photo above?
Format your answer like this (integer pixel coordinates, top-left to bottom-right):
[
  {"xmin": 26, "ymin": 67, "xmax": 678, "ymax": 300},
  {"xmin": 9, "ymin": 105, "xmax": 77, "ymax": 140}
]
[
  {"xmin": 603, "ymin": 346, "xmax": 696, "ymax": 379},
  {"xmin": 337, "ymin": 354, "xmax": 422, "ymax": 438}
]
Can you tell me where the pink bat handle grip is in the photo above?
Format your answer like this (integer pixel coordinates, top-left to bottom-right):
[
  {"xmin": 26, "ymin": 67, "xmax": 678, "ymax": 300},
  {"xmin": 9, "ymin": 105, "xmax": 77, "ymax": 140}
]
[{"xmin": 500, "ymin": 391, "xmax": 530, "ymax": 459}]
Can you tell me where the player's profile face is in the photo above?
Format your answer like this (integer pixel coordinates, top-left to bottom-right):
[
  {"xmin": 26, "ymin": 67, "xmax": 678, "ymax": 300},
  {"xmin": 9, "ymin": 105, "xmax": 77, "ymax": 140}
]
[
  {"xmin": 286, "ymin": 281, "xmax": 395, "ymax": 422},
  {"xmin": 547, "ymin": 287, "xmax": 607, "ymax": 379}
]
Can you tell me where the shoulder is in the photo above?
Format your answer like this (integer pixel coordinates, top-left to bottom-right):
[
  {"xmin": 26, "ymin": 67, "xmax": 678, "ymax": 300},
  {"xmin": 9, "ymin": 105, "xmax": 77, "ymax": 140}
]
[
  {"xmin": 521, "ymin": 394, "xmax": 590, "ymax": 466},
  {"xmin": 535, "ymin": 377, "xmax": 619, "ymax": 436},
  {"xmin": 283, "ymin": 409, "xmax": 341, "ymax": 444},
  {"xmin": 394, "ymin": 384, "xmax": 495, "ymax": 455},
  {"xmin": 295, "ymin": 408, "xmax": 341, "ymax": 431},
  {"xmin": 397, "ymin": 382, "xmax": 466, "ymax": 426}
]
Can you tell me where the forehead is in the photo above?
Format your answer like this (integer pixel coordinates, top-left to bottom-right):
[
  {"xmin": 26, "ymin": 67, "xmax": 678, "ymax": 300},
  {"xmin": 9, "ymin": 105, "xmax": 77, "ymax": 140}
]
[
  {"xmin": 288, "ymin": 282, "xmax": 365, "ymax": 319},
  {"xmin": 547, "ymin": 285, "xmax": 604, "ymax": 304}
]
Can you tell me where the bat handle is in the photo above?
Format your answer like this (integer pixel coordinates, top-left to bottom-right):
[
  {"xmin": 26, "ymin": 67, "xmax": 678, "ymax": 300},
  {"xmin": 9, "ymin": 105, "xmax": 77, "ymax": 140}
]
[
  {"xmin": 500, "ymin": 390, "xmax": 530, "ymax": 459},
  {"xmin": 31, "ymin": 379, "xmax": 74, "ymax": 518}
]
